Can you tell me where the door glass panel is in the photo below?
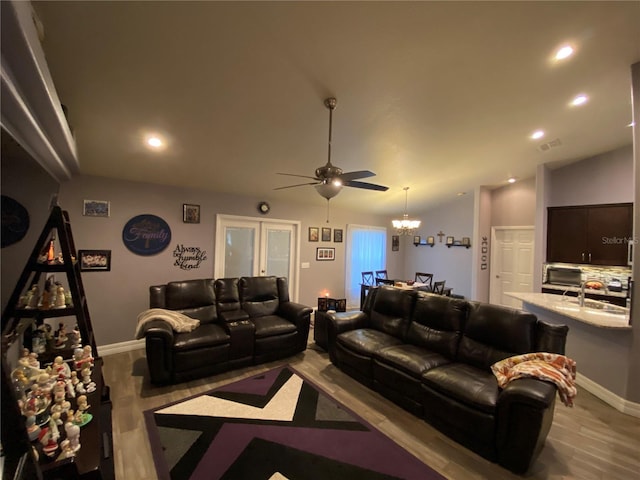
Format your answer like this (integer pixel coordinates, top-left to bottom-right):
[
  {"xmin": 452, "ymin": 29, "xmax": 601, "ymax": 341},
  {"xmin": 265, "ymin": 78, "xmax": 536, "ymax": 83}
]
[
  {"xmin": 266, "ymin": 228, "xmax": 291, "ymax": 278},
  {"xmin": 224, "ymin": 227, "xmax": 255, "ymax": 277}
]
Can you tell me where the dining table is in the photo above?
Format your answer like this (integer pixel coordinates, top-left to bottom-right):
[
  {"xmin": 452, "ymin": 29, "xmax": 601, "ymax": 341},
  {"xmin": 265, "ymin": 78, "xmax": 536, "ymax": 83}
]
[{"xmin": 359, "ymin": 280, "xmax": 435, "ymax": 309}]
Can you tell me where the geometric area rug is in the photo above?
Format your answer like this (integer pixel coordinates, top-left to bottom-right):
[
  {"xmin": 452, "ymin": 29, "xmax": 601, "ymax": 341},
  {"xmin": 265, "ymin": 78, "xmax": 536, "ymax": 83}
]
[{"xmin": 144, "ymin": 366, "xmax": 446, "ymax": 480}]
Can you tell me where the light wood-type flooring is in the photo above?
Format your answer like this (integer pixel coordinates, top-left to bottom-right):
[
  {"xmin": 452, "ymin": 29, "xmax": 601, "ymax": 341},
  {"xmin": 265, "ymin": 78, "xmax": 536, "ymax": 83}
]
[{"xmin": 104, "ymin": 334, "xmax": 640, "ymax": 480}]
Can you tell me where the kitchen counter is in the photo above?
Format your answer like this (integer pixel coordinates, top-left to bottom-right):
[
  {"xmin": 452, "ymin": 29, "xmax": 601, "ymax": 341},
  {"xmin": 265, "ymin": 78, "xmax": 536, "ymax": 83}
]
[
  {"xmin": 541, "ymin": 283, "xmax": 627, "ymax": 298},
  {"xmin": 505, "ymin": 292, "xmax": 631, "ymax": 329}
]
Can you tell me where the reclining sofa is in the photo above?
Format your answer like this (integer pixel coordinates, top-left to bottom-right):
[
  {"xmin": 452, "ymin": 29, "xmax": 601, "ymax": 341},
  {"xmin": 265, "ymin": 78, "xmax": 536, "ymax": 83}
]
[
  {"xmin": 326, "ymin": 286, "xmax": 569, "ymax": 474},
  {"xmin": 139, "ymin": 276, "xmax": 312, "ymax": 385}
]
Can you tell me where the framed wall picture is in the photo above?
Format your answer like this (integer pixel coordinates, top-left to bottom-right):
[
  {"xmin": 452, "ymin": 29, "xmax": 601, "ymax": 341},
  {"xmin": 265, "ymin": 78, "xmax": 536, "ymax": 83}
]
[
  {"xmin": 183, "ymin": 204, "xmax": 200, "ymax": 223},
  {"xmin": 78, "ymin": 250, "xmax": 111, "ymax": 271},
  {"xmin": 83, "ymin": 199, "xmax": 110, "ymax": 217},
  {"xmin": 462, "ymin": 237, "xmax": 471, "ymax": 246},
  {"xmin": 309, "ymin": 227, "xmax": 319, "ymax": 242},
  {"xmin": 426, "ymin": 236, "xmax": 435, "ymax": 245},
  {"xmin": 334, "ymin": 229, "xmax": 343, "ymax": 243},
  {"xmin": 392, "ymin": 235, "xmax": 399, "ymax": 251},
  {"xmin": 316, "ymin": 247, "xmax": 335, "ymax": 261},
  {"xmin": 321, "ymin": 227, "xmax": 331, "ymax": 242},
  {"xmin": 446, "ymin": 236, "xmax": 454, "ymax": 245}
]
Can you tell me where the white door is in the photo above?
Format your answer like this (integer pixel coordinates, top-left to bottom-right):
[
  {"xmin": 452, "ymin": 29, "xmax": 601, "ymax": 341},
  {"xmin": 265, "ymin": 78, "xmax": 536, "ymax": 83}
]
[
  {"xmin": 489, "ymin": 227, "xmax": 534, "ymax": 308},
  {"xmin": 214, "ymin": 215, "xmax": 300, "ymax": 301}
]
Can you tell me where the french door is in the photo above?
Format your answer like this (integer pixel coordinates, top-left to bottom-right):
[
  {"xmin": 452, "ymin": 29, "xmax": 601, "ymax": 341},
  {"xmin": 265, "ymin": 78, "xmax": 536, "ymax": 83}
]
[{"xmin": 214, "ymin": 215, "xmax": 300, "ymax": 301}]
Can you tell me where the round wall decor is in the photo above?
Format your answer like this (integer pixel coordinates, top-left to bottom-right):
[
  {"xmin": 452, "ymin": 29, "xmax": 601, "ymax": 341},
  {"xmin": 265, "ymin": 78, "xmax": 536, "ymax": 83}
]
[
  {"xmin": 1, "ymin": 195, "xmax": 30, "ymax": 248},
  {"xmin": 122, "ymin": 214, "xmax": 172, "ymax": 255}
]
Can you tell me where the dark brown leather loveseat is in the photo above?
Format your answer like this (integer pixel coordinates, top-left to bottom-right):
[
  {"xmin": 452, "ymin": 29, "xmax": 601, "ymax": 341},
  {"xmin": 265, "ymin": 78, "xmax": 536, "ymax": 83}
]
[
  {"xmin": 140, "ymin": 276, "xmax": 312, "ymax": 385},
  {"xmin": 326, "ymin": 286, "xmax": 569, "ymax": 474}
]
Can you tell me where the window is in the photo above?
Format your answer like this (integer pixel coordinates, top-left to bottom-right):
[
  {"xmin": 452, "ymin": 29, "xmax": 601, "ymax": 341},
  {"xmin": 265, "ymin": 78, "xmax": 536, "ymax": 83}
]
[{"xmin": 345, "ymin": 224, "xmax": 387, "ymax": 307}]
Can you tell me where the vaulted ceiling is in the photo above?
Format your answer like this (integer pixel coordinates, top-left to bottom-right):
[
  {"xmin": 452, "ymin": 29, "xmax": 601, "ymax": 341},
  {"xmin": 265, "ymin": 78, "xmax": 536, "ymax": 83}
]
[{"xmin": 32, "ymin": 1, "xmax": 639, "ymax": 214}]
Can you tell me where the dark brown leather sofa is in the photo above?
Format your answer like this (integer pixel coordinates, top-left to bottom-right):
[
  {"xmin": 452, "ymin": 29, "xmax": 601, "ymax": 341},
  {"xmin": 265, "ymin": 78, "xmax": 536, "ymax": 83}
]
[
  {"xmin": 140, "ymin": 276, "xmax": 312, "ymax": 385},
  {"xmin": 326, "ymin": 286, "xmax": 569, "ymax": 474}
]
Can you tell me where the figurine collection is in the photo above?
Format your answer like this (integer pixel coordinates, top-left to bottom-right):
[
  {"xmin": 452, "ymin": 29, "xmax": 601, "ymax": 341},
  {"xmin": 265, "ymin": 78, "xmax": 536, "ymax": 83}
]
[{"xmin": 11, "ymin": 343, "xmax": 96, "ymax": 461}]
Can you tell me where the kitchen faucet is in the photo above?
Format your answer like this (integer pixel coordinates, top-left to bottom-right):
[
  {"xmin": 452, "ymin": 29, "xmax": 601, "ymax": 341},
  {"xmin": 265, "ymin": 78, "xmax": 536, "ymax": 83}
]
[{"xmin": 578, "ymin": 281, "xmax": 586, "ymax": 307}]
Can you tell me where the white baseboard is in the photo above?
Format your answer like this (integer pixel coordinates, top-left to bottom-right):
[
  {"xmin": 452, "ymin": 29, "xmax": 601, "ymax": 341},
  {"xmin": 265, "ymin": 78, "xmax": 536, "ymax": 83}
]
[
  {"xmin": 576, "ymin": 373, "xmax": 640, "ymax": 418},
  {"xmin": 98, "ymin": 339, "xmax": 145, "ymax": 356}
]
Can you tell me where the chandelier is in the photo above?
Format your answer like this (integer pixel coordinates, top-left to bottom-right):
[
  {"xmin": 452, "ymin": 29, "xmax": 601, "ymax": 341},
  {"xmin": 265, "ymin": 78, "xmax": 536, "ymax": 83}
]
[{"xmin": 392, "ymin": 187, "xmax": 421, "ymax": 235}]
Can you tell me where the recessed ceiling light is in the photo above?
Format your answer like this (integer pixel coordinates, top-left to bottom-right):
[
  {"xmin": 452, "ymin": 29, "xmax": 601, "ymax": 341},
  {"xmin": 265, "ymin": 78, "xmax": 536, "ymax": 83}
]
[
  {"xmin": 570, "ymin": 94, "xmax": 588, "ymax": 107},
  {"xmin": 508, "ymin": 177, "xmax": 517, "ymax": 184},
  {"xmin": 554, "ymin": 45, "xmax": 574, "ymax": 61},
  {"xmin": 146, "ymin": 136, "xmax": 163, "ymax": 148},
  {"xmin": 530, "ymin": 130, "xmax": 545, "ymax": 140}
]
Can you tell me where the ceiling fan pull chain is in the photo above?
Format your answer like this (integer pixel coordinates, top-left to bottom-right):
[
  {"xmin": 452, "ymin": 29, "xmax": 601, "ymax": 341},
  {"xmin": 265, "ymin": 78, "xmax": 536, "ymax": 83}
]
[{"xmin": 326, "ymin": 199, "xmax": 331, "ymax": 223}]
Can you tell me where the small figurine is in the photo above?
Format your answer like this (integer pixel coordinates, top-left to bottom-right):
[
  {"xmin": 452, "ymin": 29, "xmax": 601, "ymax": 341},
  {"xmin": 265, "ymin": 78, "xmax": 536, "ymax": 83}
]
[
  {"xmin": 53, "ymin": 356, "xmax": 71, "ymax": 380},
  {"xmin": 81, "ymin": 345, "xmax": 94, "ymax": 368},
  {"xmin": 64, "ymin": 420, "xmax": 81, "ymax": 452},
  {"xmin": 26, "ymin": 414, "xmax": 41, "ymax": 441},
  {"xmin": 28, "ymin": 352, "xmax": 40, "ymax": 369},
  {"xmin": 70, "ymin": 324, "xmax": 82, "ymax": 347},
  {"xmin": 26, "ymin": 284, "xmax": 40, "ymax": 309},
  {"xmin": 73, "ymin": 348, "xmax": 84, "ymax": 371},
  {"xmin": 76, "ymin": 394, "xmax": 89, "ymax": 412},
  {"xmin": 81, "ymin": 367, "xmax": 96, "ymax": 393},
  {"xmin": 55, "ymin": 323, "xmax": 67, "ymax": 349},
  {"xmin": 49, "ymin": 411, "xmax": 61, "ymax": 440},
  {"xmin": 56, "ymin": 439, "xmax": 75, "ymax": 461},
  {"xmin": 54, "ymin": 285, "xmax": 66, "ymax": 308}
]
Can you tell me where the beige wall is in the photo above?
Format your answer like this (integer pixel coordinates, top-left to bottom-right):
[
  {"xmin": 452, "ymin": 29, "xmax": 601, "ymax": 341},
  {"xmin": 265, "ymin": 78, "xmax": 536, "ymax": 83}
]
[{"xmin": 491, "ymin": 176, "xmax": 536, "ymax": 227}]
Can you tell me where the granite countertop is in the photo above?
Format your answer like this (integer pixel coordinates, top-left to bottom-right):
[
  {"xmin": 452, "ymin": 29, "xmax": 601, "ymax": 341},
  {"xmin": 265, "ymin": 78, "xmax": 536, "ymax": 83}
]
[
  {"xmin": 505, "ymin": 292, "xmax": 631, "ymax": 329},
  {"xmin": 541, "ymin": 283, "xmax": 627, "ymax": 298}
]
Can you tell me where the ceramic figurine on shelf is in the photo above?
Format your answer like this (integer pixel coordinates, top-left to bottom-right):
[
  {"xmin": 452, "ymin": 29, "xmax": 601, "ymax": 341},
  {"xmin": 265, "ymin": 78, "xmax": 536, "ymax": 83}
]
[
  {"xmin": 64, "ymin": 420, "xmax": 81, "ymax": 452},
  {"xmin": 70, "ymin": 324, "xmax": 82, "ymax": 348},
  {"xmin": 26, "ymin": 414, "xmax": 41, "ymax": 441},
  {"xmin": 49, "ymin": 411, "xmax": 61, "ymax": 440},
  {"xmin": 76, "ymin": 394, "xmax": 90, "ymax": 412},
  {"xmin": 81, "ymin": 345, "xmax": 94, "ymax": 368},
  {"xmin": 28, "ymin": 352, "xmax": 40, "ymax": 369},
  {"xmin": 81, "ymin": 367, "xmax": 96, "ymax": 393},
  {"xmin": 54, "ymin": 323, "xmax": 67, "ymax": 349},
  {"xmin": 73, "ymin": 348, "xmax": 84, "ymax": 370},
  {"xmin": 54, "ymin": 285, "xmax": 66, "ymax": 308},
  {"xmin": 57, "ymin": 439, "xmax": 75, "ymax": 461},
  {"xmin": 26, "ymin": 284, "xmax": 40, "ymax": 309}
]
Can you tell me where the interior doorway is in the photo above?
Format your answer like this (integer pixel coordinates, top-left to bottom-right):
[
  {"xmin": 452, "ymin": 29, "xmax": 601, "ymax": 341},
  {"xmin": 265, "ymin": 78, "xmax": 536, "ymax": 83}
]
[
  {"xmin": 489, "ymin": 226, "xmax": 535, "ymax": 308},
  {"xmin": 214, "ymin": 215, "xmax": 301, "ymax": 301}
]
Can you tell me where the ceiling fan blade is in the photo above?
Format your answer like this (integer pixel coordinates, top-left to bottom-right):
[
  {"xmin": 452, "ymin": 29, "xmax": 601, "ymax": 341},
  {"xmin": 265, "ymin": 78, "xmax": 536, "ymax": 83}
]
[
  {"xmin": 343, "ymin": 180, "xmax": 389, "ymax": 191},
  {"xmin": 337, "ymin": 170, "xmax": 376, "ymax": 182},
  {"xmin": 274, "ymin": 181, "xmax": 320, "ymax": 191},
  {"xmin": 276, "ymin": 172, "xmax": 320, "ymax": 181}
]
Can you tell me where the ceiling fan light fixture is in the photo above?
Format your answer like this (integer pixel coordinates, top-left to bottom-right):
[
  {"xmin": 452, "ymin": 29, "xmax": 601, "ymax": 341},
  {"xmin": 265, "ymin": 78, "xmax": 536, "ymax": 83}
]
[
  {"xmin": 315, "ymin": 183, "xmax": 342, "ymax": 200},
  {"xmin": 392, "ymin": 187, "xmax": 421, "ymax": 235}
]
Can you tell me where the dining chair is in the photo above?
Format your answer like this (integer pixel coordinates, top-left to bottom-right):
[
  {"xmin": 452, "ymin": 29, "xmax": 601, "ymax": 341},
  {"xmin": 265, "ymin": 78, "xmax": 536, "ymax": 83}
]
[
  {"xmin": 376, "ymin": 278, "xmax": 394, "ymax": 286},
  {"xmin": 375, "ymin": 270, "xmax": 388, "ymax": 280},
  {"xmin": 415, "ymin": 272, "xmax": 433, "ymax": 288},
  {"xmin": 432, "ymin": 280, "xmax": 446, "ymax": 295},
  {"xmin": 361, "ymin": 271, "xmax": 375, "ymax": 286}
]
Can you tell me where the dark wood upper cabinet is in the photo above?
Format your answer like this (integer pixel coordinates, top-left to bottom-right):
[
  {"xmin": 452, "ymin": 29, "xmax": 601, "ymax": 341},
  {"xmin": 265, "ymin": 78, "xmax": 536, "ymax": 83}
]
[{"xmin": 547, "ymin": 203, "xmax": 633, "ymax": 266}]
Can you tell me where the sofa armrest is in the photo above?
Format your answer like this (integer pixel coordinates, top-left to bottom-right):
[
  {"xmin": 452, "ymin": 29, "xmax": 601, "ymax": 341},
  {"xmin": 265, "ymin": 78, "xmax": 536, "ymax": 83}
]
[
  {"xmin": 326, "ymin": 310, "xmax": 369, "ymax": 364},
  {"xmin": 277, "ymin": 301, "xmax": 313, "ymax": 329},
  {"xmin": 496, "ymin": 378, "xmax": 558, "ymax": 473},
  {"xmin": 143, "ymin": 319, "xmax": 175, "ymax": 385}
]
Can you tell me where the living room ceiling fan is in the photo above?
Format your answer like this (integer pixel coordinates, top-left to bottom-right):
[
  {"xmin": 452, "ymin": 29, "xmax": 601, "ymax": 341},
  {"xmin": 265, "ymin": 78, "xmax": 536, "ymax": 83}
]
[{"xmin": 275, "ymin": 97, "xmax": 389, "ymax": 200}]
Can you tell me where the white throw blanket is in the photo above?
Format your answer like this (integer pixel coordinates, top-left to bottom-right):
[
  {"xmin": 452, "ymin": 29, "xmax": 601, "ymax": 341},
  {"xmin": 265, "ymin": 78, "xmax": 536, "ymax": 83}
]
[{"xmin": 135, "ymin": 308, "xmax": 201, "ymax": 339}]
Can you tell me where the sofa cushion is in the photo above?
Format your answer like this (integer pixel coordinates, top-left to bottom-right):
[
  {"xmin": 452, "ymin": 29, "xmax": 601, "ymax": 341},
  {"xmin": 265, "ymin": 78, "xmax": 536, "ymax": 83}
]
[
  {"xmin": 252, "ymin": 315, "xmax": 297, "ymax": 338},
  {"xmin": 172, "ymin": 323, "xmax": 230, "ymax": 351},
  {"xmin": 164, "ymin": 279, "xmax": 218, "ymax": 324},
  {"xmin": 369, "ymin": 286, "xmax": 415, "ymax": 339},
  {"xmin": 407, "ymin": 293, "xmax": 468, "ymax": 359},
  {"xmin": 337, "ymin": 328, "xmax": 403, "ymax": 356},
  {"xmin": 214, "ymin": 278, "xmax": 241, "ymax": 314},
  {"xmin": 422, "ymin": 363, "xmax": 499, "ymax": 414},
  {"xmin": 457, "ymin": 302, "xmax": 537, "ymax": 370},
  {"xmin": 240, "ymin": 276, "xmax": 280, "ymax": 317},
  {"xmin": 374, "ymin": 344, "xmax": 451, "ymax": 378}
]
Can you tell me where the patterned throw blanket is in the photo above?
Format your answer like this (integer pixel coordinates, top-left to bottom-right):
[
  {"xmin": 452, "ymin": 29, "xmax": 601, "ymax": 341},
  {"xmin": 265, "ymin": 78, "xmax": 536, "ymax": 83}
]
[
  {"xmin": 491, "ymin": 352, "xmax": 577, "ymax": 407},
  {"xmin": 135, "ymin": 308, "xmax": 201, "ymax": 339}
]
